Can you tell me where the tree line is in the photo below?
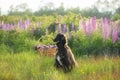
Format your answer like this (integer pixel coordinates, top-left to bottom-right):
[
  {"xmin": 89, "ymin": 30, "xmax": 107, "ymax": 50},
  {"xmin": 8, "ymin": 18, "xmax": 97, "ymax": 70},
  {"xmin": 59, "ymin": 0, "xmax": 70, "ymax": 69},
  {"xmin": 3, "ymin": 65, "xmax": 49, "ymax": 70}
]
[{"xmin": 1, "ymin": 0, "xmax": 120, "ymax": 20}]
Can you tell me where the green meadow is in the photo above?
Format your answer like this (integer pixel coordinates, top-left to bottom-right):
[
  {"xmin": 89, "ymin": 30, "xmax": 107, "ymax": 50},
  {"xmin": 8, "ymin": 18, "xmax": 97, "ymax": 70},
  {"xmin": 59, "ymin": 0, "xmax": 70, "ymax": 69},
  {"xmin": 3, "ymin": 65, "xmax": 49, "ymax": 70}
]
[{"xmin": 0, "ymin": 52, "xmax": 119, "ymax": 80}]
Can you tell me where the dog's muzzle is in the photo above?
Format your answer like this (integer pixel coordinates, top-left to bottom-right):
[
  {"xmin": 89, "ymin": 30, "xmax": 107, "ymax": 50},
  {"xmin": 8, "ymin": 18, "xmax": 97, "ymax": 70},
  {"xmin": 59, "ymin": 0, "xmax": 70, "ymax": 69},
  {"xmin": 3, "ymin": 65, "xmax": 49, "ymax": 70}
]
[
  {"xmin": 53, "ymin": 39, "xmax": 59, "ymax": 43},
  {"xmin": 55, "ymin": 41, "xmax": 59, "ymax": 44}
]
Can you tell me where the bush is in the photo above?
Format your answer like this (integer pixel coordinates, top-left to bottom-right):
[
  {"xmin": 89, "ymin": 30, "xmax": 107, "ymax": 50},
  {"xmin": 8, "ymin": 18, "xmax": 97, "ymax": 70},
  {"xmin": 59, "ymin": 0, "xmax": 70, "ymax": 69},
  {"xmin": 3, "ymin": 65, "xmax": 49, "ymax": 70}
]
[
  {"xmin": 68, "ymin": 31, "xmax": 120, "ymax": 56},
  {"xmin": 0, "ymin": 30, "xmax": 35, "ymax": 53},
  {"xmin": 111, "ymin": 13, "xmax": 120, "ymax": 21}
]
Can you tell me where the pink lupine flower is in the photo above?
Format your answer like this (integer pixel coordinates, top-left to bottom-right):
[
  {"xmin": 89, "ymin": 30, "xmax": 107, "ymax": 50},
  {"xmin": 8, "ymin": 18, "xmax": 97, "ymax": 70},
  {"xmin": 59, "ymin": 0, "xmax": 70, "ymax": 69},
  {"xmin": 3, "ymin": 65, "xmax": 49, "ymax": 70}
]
[
  {"xmin": 18, "ymin": 20, "xmax": 23, "ymax": 28},
  {"xmin": 103, "ymin": 18, "xmax": 108, "ymax": 38},
  {"xmin": 91, "ymin": 16, "xmax": 96, "ymax": 30},
  {"xmin": 101, "ymin": 17, "xmax": 111, "ymax": 39},
  {"xmin": 92, "ymin": 16, "xmax": 96, "ymax": 29},
  {"xmin": 24, "ymin": 19, "xmax": 30, "ymax": 29},
  {"xmin": 87, "ymin": 19, "xmax": 93, "ymax": 34},
  {"xmin": 112, "ymin": 29, "xmax": 118, "ymax": 43},
  {"xmin": 82, "ymin": 21, "xmax": 87, "ymax": 35}
]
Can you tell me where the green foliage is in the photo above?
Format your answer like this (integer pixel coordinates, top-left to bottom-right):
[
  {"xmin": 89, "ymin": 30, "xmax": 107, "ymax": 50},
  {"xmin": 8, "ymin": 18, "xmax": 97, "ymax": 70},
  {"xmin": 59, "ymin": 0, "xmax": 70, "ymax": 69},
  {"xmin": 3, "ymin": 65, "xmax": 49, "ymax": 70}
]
[
  {"xmin": 39, "ymin": 33, "xmax": 55, "ymax": 45},
  {"xmin": 0, "ymin": 30, "xmax": 35, "ymax": 53},
  {"xmin": 111, "ymin": 13, "xmax": 120, "ymax": 21},
  {"xmin": 68, "ymin": 31, "xmax": 103, "ymax": 56},
  {"xmin": 68, "ymin": 31, "xmax": 120, "ymax": 56},
  {"xmin": 33, "ymin": 27, "xmax": 46, "ymax": 40}
]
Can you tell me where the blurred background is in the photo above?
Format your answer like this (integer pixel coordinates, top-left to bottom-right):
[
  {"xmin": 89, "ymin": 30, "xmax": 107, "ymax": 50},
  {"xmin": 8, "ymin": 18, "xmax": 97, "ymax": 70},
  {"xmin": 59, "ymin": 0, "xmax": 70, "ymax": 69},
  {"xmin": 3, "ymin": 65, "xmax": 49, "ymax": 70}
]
[{"xmin": 0, "ymin": 0, "xmax": 120, "ymax": 20}]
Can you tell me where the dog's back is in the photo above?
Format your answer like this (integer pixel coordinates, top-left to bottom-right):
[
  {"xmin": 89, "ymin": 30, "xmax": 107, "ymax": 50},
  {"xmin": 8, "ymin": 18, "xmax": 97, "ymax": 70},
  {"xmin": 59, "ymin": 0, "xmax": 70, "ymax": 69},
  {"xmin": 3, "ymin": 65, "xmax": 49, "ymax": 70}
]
[{"xmin": 64, "ymin": 45, "xmax": 78, "ymax": 67}]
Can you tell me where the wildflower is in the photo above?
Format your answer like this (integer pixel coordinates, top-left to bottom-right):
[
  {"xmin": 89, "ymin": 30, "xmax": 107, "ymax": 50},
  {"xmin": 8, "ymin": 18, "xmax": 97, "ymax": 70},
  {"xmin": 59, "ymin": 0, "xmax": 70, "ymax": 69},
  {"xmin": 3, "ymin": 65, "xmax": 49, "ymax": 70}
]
[
  {"xmin": 24, "ymin": 19, "xmax": 30, "ymax": 29},
  {"xmin": 61, "ymin": 23, "xmax": 67, "ymax": 33},
  {"xmin": 92, "ymin": 16, "xmax": 96, "ymax": 30},
  {"xmin": 82, "ymin": 21, "xmax": 87, "ymax": 35},
  {"xmin": 101, "ymin": 17, "xmax": 111, "ymax": 39},
  {"xmin": 91, "ymin": 16, "xmax": 96, "ymax": 32},
  {"xmin": 87, "ymin": 19, "xmax": 93, "ymax": 34},
  {"xmin": 112, "ymin": 29, "xmax": 118, "ymax": 43}
]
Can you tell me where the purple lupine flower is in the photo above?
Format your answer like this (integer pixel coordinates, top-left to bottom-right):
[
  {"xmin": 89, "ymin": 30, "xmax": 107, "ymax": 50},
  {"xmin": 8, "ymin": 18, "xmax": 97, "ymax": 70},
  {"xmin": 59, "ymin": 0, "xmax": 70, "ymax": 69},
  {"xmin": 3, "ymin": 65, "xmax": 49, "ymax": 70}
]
[
  {"xmin": 101, "ymin": 17, "xmax": 111, "ymax": 39},
  {"xmin": 18, "ymin": 20, "xmax": 26, "ymax": 30},
  {"xmin": 20, "ymin": 23, "xmax": 25, "ymax": 30},
  {"xmin": 107, "ymin": 19, "xmax": 112, "ymax": 38},
  {"xmin": 61, "ymin": 23, "xmax": 67, "ymax": 33},
  {"xmin": 25, "ymin": 19, "xmax": 30, "ymax": 26},
  {"xmin": 87, "ymin": 19, "xmax": 93, "ymax": 34},
  {"xmin": 10, "ymin": 24, "xmax": 13, "ymax": 30},
  {"xmin": 70, "ymin": 23, "xmax": 74, "ymax": 31},
  {"xmin": 101, "ymin": 18, "xmax": 105, "ymax": 39},
  {"xmin": 109, "ymin": 21, "xmax": 114, "ymax": 37},
  {"xmin": 18, "ymin": 20, "xmax": 23, "ymax": 28},
  {"xmin": 82, "ymin": 21, "xmax": 87, "ymax": 35},
  {"xmin": 112, "ymin": 29, "xmax": 118, "ymax": 43},
  {"xmin": 2, "ymin": 24, "xmax": 9, "ymax": 30},
  {"xmin": 6, "ymin": 24, "xmax": 10, "ymax": 30},
  {"xmin": 106, "ymin": 18, "xmax": 111, "ymax": 38},
  {"xmin": 9, "ymin": 24, "xmax": 14, "ymax": 30},
  {"xmin": 1, "ymin": 23, "xmax": 14, "ymax": 31},
  {"xmin": 117, "ymin": 26, "xmax": 120, "ymax": 33},
  {"xmin": 24, "ymin": 19, "xmax": 30, "ymax": 29},
  {"xmin": 103, "ymin": 17, "xmax": 108, "ymax": 38},
  {"xmin": 91, "ymin": 16, "xmax": 96, "ymax": 32},
  {"xmin": 2, "ymin": 24, "xmax": 5, "ymax": 30},
  {"xmin": 8, "ymin": 24, "xmax": 13, "ymax": 30},
  {"xmin": 24, "ymin": 22, "xmax": 28, "ymax": 29}
]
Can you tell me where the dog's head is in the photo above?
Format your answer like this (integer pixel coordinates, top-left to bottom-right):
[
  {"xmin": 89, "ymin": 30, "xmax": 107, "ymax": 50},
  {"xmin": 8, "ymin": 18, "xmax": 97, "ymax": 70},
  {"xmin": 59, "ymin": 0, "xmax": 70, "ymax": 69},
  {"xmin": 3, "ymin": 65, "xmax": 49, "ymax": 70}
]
[{"xmin": 53, "ymin": 33, "xmax": 67, "ymax": 45}]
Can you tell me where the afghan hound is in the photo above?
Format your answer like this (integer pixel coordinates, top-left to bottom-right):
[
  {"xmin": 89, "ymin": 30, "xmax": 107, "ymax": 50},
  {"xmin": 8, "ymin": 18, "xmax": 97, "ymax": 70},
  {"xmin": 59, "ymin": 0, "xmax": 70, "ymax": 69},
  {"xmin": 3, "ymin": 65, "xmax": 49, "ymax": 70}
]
[{"xmin": 53, "ymin": 33, "xmax": 78, "ymax": 73}]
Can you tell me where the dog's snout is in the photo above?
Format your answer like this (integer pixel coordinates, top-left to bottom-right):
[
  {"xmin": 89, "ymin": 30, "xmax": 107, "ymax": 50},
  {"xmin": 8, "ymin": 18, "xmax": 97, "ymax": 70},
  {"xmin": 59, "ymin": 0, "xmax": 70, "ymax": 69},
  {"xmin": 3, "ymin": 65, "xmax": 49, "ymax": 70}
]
[
  {"xmin": 53, "ymin": 36, "xmax": 58, "ymax": 42},
  {"xmin": 53, "ymin": 38, "xmax": 56, "ymax": 42}
]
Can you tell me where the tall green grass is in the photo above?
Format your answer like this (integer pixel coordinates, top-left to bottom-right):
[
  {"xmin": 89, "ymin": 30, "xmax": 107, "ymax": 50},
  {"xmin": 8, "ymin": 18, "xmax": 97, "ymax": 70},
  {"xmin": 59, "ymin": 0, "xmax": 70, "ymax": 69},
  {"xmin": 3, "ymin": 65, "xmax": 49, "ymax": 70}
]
[{"xmin": 0, "ymin": 52, "xmax": 119, "ymax": 80}]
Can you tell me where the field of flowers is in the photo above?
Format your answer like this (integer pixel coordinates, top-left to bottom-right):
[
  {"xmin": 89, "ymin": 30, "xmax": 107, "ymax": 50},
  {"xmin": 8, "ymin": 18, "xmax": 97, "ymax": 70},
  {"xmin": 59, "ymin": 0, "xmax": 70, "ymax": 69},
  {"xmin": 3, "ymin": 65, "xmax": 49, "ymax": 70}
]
[
  {"xmin": 0, "ymin": 14, "xmax": 120, "ymax": 56},
  {"xmin": 0, "ymin": 14, "xmax": 120, "ymax": 80}
]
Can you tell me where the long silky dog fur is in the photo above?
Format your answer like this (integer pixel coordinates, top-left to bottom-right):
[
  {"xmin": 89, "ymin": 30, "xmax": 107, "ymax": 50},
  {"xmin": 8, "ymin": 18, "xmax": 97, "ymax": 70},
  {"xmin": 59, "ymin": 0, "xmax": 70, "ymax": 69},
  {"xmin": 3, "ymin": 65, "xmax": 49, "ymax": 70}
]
[{"xmin": 53, "ymin": 33, "xmax": 78, "ymax": 72}]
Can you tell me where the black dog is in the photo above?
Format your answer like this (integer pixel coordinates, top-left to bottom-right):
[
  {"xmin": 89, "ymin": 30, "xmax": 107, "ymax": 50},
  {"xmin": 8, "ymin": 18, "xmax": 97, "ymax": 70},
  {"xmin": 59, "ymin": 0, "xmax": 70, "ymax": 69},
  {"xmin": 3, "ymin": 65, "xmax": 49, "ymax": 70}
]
[{"xmin": 53, "ymin": 33, "xmax": 78, "ymax": 73}]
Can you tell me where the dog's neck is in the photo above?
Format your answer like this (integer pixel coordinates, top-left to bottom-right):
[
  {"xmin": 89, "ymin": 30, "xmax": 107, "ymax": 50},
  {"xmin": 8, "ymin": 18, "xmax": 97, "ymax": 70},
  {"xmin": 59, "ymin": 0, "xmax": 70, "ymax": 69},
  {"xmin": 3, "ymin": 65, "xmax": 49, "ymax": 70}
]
[{"xmin": 56, "ymin": 42, "xmax": 66, "ymax": 49}]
